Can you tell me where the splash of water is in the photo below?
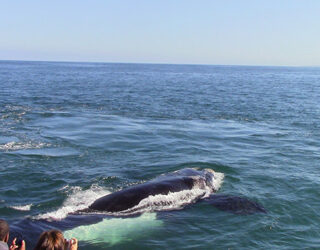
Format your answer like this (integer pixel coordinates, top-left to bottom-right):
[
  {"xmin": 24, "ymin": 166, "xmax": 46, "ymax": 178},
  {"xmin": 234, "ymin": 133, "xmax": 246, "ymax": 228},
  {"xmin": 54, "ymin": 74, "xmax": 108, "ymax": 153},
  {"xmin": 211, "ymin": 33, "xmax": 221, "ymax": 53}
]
[
  {"xmin": 10, "ymin": 204, "xmax": 32, "ymax": 211},
  {"xmin": 36, "ymin": 185, "xmax": 110, "ymax": 220}
]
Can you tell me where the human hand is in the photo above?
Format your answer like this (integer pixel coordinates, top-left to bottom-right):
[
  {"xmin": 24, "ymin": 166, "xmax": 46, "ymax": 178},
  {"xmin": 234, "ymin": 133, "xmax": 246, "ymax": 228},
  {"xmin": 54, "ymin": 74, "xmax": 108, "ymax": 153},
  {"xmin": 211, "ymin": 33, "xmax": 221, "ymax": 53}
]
[
  {"xmin": 20, "ymin": 240, "xmax": 26, "ymax": 250},
  {"xmin": 69, "ymin": 238, "xmax": 78, "ymax": 250},
  {"xmin": 9, "ymin": 238, "xmax": 17, "ymax": 250},
  {"xmin": 9, "ymin": 238, "xmax": 26, "ymax": 250}
]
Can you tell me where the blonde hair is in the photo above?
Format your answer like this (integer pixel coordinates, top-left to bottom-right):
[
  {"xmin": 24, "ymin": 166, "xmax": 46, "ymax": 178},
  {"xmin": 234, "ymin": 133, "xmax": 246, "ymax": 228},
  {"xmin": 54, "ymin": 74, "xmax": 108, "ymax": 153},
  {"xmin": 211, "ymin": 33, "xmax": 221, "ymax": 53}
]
[{"xmin": 34, "ymin": 230, "xmax": 66, "ymax": 250}]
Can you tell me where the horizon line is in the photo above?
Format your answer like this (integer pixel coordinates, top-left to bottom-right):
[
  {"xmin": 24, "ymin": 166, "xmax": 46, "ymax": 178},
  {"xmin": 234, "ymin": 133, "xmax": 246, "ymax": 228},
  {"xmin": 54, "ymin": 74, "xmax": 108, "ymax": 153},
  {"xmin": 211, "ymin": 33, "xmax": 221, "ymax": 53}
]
[{"xmin": 0, "ymin": 58, "xmax": 319, "ymax": 68}]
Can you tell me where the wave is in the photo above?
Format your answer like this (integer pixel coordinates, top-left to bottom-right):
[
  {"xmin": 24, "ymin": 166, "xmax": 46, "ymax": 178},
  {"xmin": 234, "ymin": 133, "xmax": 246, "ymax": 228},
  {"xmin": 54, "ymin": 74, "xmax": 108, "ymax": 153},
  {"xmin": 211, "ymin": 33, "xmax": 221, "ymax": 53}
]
[
  {"xmin": 0, "ymin": 105, "xmax": 31, "ymax": 120},
  {"xmin": 10, "ymin": 204, "xmax": 32, "ymax": 211},
  {"xmin": 0, "ymin": 141, "xmax": 49, "ymax": 151},
  {"xmin": 0, "ymin": 139, "xmax": 78, "ymax": 157},
  {"xmin": 12, "ymin": 147, "xmax": 79, "ymax": 157},
  {"xmin": 35, "ymin": 185, "xmax": 111, "ymax": 221}
]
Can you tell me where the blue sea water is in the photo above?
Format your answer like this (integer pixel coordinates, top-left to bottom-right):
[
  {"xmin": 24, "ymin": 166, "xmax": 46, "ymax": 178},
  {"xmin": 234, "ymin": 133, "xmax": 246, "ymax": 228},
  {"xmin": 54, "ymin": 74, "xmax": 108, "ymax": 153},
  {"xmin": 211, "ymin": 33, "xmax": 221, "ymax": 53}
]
[{"xmin": 0, "ymin": 61, "xmax": 320, "ymax": 249}]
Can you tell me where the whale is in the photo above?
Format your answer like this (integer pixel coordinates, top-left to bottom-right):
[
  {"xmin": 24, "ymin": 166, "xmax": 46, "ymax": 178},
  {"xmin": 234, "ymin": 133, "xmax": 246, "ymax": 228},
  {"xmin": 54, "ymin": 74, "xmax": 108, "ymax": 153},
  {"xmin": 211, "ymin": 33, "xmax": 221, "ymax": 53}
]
[
  {"xmin": 81, "ymin": 168, "xmax": 266, "ymax": 215},
  {"xmin": 87, "ymin": 168, "xmax": 221, "ymax": 214},
  {"xmin": 7, "ymin": 168, "xmax": 265, "ymax": 249}
]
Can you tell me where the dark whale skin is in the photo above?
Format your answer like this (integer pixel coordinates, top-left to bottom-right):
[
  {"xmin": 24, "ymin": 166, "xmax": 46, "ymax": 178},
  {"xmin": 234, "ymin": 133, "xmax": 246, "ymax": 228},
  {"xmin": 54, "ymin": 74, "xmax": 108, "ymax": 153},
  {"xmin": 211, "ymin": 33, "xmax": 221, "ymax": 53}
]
[
  {"xmin": 85, "ymin": 168, "xmax": 266, "ymax": 215},
  {"xmin": 89, "ymin": 176, "xmax": 195, "ymax": 212},
  {"xmin": 204, "ymin": 195, "xmax": 267, "ymax": 215}
]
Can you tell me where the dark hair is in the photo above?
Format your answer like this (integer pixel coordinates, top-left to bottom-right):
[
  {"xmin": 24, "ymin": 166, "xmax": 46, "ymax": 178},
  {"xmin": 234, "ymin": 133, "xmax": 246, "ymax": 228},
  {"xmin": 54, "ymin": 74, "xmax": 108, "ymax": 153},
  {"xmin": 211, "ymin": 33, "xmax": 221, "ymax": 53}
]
[
  {"xmin": 0, "ymin": 219, "xmax": 9, "ymax": 241},
  {"xmin": 34, "ymin": 230, "xmax": 66, "ymax": 250}
]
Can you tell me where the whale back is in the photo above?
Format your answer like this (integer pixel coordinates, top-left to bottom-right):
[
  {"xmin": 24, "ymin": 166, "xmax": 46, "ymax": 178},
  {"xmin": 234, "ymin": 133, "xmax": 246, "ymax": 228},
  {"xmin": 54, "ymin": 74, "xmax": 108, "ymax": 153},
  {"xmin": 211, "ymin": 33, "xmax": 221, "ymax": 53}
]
[
  {"xmin": 84, "ymin": 168, "xmax": 224, "ymax": 215},
  {"xmin": 89, "ymin": 176, "xmax": 195, "ymax": 213},
  {"xmin": 204, "ymin": 194, "xmax": 267, "ymax": 215}
]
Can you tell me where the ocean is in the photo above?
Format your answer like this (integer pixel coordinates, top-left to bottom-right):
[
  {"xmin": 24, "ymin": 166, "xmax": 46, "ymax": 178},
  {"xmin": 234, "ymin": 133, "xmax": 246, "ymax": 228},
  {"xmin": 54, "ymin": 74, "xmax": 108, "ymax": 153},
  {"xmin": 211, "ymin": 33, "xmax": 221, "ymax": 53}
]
[{"xmin": 0, "ymin": 61, "xmax": 319, "ymax": 249}]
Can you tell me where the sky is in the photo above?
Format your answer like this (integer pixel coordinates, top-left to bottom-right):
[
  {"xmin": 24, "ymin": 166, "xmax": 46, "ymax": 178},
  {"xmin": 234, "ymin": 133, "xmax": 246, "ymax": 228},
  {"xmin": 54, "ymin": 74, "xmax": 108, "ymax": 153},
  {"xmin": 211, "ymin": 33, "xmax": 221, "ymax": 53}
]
[{"xmin": 0, "ymin": 0, "xmax": 319, "ymax": 66}]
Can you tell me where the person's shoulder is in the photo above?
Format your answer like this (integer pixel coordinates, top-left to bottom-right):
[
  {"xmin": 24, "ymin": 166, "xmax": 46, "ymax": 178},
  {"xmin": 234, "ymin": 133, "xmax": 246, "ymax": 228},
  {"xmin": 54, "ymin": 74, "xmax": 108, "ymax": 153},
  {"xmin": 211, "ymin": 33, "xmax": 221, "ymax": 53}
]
[{"xmin": 0, "ymin": 241, "xmax": 9, "ymax": 250}]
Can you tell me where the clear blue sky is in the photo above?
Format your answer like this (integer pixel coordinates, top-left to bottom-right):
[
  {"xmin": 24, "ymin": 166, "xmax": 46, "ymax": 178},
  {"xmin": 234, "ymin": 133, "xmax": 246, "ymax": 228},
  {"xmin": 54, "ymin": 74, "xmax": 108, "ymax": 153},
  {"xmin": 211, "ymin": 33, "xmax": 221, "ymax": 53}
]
[{"xmin": 1, "ymin": 0, "xmax": 319, "ymax": 66}]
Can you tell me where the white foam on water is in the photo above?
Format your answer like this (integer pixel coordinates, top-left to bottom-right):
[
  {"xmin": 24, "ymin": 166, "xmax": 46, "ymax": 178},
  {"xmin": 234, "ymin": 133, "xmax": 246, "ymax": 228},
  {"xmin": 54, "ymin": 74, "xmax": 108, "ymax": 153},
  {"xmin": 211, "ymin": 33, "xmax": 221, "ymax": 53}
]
[
  {"xmin": 0, "ymin": 141, "xmax": 49, "ymax": 151},
  {"xmin": 64, "ymin": 213, "xmax": 162, "ymax": 246},
  {"xmin": 1, "ymin": 105, "xmax": 30, "ymax": 121},
  {"xmin": 10, "ymin": 204, "xmax": 32, "ymax": 211},
  {"xmin": 211, "ymin": 171, "xmax": 225, "ymax": 191},
  {"xmin": 36, "ymin": 185, "xmax": 111, "ymax": 221},
  {"xmin": 118, "ymin": 188, "xmax": 207, "ymax": 215}
]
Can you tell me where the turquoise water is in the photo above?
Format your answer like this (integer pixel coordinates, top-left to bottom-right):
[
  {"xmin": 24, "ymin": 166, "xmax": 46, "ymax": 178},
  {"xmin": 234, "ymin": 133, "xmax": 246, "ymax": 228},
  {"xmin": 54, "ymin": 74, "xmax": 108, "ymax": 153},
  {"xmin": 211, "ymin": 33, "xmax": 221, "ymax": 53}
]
[{"xmin": 0, "ymin": 61, "xmax": 320, "ymax": 249}]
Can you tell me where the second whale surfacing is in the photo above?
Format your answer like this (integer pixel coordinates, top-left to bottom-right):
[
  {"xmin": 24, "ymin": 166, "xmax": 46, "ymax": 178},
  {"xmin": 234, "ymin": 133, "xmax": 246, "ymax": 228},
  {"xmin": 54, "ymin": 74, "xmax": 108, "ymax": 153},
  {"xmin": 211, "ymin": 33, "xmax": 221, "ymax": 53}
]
[{"xmin": 87, "ymin": 168, "xmax": 224, "ymax": 215}]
